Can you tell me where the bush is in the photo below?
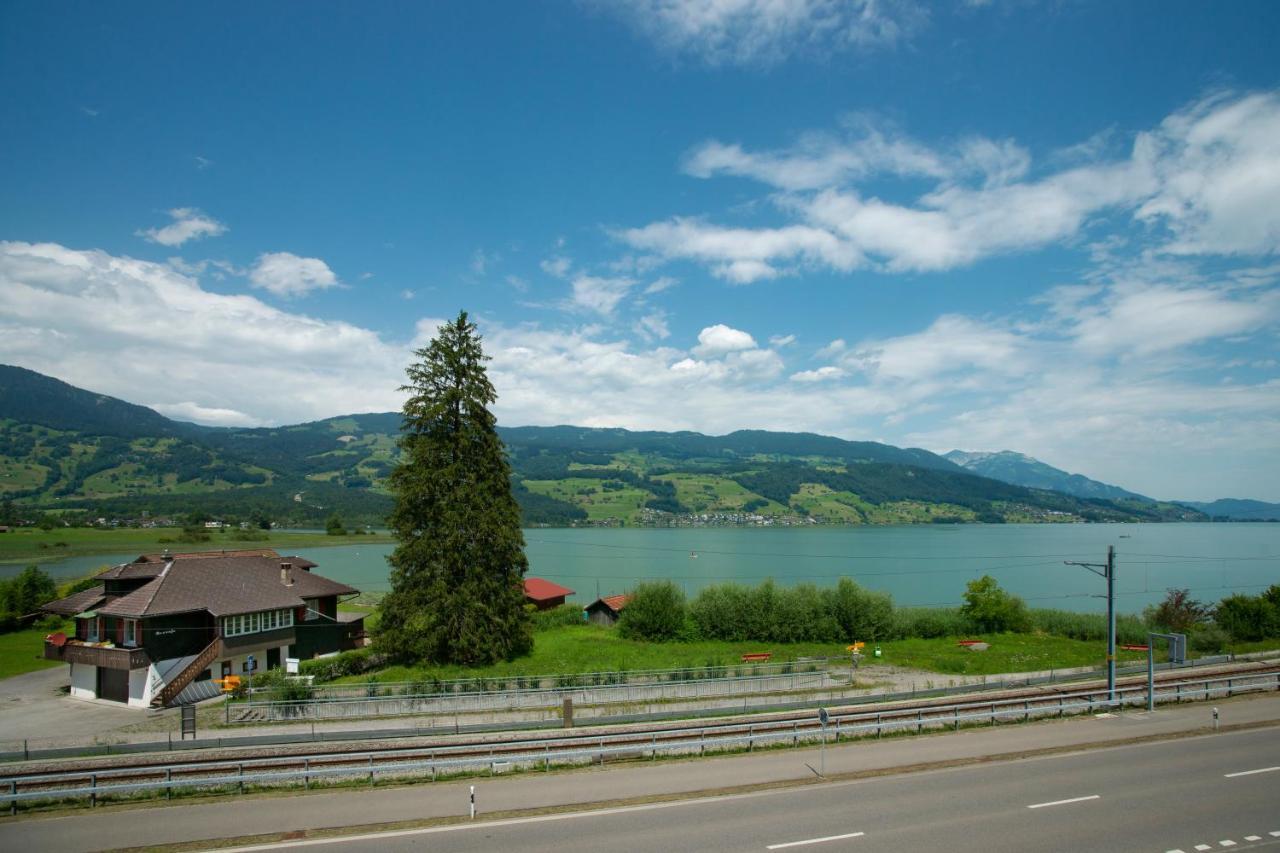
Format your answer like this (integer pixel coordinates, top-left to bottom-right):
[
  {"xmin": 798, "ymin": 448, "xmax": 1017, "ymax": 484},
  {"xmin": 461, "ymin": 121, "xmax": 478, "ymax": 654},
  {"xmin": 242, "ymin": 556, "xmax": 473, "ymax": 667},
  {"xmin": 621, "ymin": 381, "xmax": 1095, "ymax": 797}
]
[
  {"xmin": 618, "ymin": 581, "xmax": 687, "ymax": 641},
  {"xmin": 1030, "ymin": 608, "xmax": 1147, "ymax": 645},
  {"xmin": 1144, "ymin": 588, "xmax": 1210, "ymax": 634},
  {"xmin": 828, "ymin": 578, "xmax": 894, "ymax": 641},
  {"xmin": 1189, "ymin": 623, "xmax": 1230, "ymax": 653},
  {"xmin": 1214, "ymin": 589, "xmax": 1280, "ymax": 642},
  {"xmin": 960, "ymin": 575, "xmax": 1031, "ymax": 633},
  {"xmin": 533, "ymin": 603, "xmax": 585, "ymax": 631},
  {"xmin": 298, "ymin": 648, "xmax": 381, "ymax": 682},
  {"xmin": 891, "ymin": 607, "xmax": 967, "ymax": 639}
]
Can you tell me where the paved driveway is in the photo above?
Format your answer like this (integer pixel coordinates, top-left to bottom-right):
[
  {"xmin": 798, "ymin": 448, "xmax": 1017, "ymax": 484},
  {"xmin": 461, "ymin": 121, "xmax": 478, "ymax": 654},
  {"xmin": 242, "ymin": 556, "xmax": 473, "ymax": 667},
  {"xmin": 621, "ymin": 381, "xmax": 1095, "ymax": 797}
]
[{"xmin": 0, "ymin": 666, "xmax": 143, "ymax": 744}]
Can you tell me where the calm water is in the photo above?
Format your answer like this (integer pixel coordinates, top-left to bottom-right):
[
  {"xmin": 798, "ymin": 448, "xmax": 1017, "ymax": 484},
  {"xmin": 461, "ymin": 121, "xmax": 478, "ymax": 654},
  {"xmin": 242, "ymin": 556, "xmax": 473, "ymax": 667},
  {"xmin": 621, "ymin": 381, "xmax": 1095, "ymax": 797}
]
[{"xmin": 22, "ymin": 524, "xmax": 1279, "ymax": 615}]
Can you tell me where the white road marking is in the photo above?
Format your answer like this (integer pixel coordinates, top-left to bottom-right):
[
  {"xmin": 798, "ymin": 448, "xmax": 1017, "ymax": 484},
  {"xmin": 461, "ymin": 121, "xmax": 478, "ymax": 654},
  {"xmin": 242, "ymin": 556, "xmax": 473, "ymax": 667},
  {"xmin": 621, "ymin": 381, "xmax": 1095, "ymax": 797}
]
[
  {"xmin": 1223, "ymin": 766, "xmax": 1280, "ymax": 778},
  {"xmin": 1219, "ymin": 841, "xmax": 1236, "ymax": 848},
  {"xmin": 1270, "ymin": 831, "xmax": 1280, "ymax": 838},
  {"xmin": 1196, "ymin": 845, "xmax": 1213, "ymax": 851},
  {"xmin": 1166, "ymin": 849, "xmax": 1185, "ymax": 853},
  {"xmin": 766, "ymin": 832, "xmax": 866, "ymax": 849},
  {"xmin": 1027, "ymin": 794, "xmax": 1101, "ymax": 809},
  {"xmin": 1244, "ymin": 837, "xmax": 1261, "ymax": 842}
]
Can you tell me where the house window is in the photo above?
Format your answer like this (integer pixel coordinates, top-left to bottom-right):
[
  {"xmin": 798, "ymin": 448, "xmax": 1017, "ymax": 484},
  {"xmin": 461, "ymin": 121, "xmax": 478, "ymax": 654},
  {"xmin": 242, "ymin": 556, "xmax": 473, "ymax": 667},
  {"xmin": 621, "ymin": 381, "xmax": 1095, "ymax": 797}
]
[
  {"xmin": 222, "ymin": 609, "xmax": 294, "ymax": 637},
  {"xmin": 303, "ymin": 598, "xmax": 321, "ymax": 620},
  {"xmin": 123, "ymin": 619, "xmax": 137, "ymax": 647}
]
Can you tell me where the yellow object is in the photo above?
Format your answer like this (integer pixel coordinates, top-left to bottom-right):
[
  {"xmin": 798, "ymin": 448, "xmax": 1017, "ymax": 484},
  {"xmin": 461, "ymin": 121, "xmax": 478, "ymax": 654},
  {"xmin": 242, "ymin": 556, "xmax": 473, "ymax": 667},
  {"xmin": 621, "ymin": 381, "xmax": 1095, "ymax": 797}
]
[
  {"xmin": 217, "ymin": 675, "xmax": 242, "ymax": 692},
  {"xmin": 846, "ymin": 642, "xmax": 865, "ymax": 651}
]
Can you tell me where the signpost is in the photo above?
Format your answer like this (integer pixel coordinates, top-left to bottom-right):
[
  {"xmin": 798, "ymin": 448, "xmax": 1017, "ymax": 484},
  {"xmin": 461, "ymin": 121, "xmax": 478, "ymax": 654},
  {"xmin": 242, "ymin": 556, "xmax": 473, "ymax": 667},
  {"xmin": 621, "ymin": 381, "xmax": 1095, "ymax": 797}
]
[
  {"xmin": 180, "ymin": 704, "xmax": 196, "ymax": 740},
  {"xmin": 818, "ymin": 707, "xmax": 829, "ymax": 777}
]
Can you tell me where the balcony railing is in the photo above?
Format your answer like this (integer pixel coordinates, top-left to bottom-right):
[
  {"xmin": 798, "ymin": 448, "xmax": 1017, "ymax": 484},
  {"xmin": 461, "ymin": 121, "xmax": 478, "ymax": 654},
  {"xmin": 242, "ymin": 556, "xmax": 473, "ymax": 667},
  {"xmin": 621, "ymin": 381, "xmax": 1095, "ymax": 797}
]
[{"xmin": 44, "ymin": 639, "xmax": 151, "ymax": 671}]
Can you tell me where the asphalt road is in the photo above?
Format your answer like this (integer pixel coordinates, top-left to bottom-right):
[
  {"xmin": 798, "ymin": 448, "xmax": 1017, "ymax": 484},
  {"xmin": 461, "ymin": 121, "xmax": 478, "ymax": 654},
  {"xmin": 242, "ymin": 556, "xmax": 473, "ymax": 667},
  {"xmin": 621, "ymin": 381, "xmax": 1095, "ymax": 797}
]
[
  {"xmin": 221, "ymin": 728, "xmax": 1280, "ymax": 853},
  {"xmin": 3, "ymin": 695, "xmax": 1278, "ymax": 852}
]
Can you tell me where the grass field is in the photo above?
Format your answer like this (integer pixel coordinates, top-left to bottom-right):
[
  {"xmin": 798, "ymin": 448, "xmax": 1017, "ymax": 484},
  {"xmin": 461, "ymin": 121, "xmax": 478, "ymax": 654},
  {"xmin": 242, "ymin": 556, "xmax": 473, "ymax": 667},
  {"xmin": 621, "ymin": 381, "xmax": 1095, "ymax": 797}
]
[
  {"xmin": 0, "ymin": 527, "xmax": 394, "ymax": 565},
  {"xmin": 346, "ymin": 624, "xmax": 1177, "ymax": 684},
  {"xmin": 657, "ymin": 473, "xmax": 787, "ymax": 515},
  {"xmin": 0, "ymin": 621, "xmax": 70, "ymax": 679},
  {"xmin": 522, "ymin": 478, "xmax": 649, "ymax": 522}
]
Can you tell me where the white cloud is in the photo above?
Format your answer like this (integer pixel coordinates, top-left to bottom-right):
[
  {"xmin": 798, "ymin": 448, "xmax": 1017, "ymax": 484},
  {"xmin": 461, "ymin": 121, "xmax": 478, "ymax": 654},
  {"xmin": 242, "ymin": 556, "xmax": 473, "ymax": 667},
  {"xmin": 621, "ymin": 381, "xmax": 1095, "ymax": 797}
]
[
  {"xmin": 1136, "ymin": 91, "xmax": 1280, "ymax": 256},
  {"xmin": 472, "ymin": 248, "xmax": 500, "ymax": 275},
  {"xmin": 506, "ymin": 274, "xmax": 529, "ymax": 292},
  {"xmin": 401, "ymin": 289, "xmax": 415, "ymax": 300},
  {"xmin": 693, "ymin": 323, "xmax": 757, "ymax": 356},
  {"xmin": 791, "ymin": 365, "xmax": 844, "ymax": 382},
  {"xmin": 618, "ymin": 217, "xmax": 860, "ymax": 283},
  {"xmin": 150, "ymin": 401, "xmax": 260, "ymax": 427},
  {"xmin": 541, "ymin": 256, "xmax": 572, "ymax": 278},
  {"xmin": 249, "ymin": 252, "xmax": 341, "ymax": 298},
  {"xmin": 0, "ymin": 241, "xmax": 408, "ymax": 426},
  {"xmin": 644, "ymin": 276, "xmax": 679, "ymax": 295},
  {"xmin": 843, "ymin": 315, "xmax": 1029, "ymax": 382},
  {"xmin": 570, "ymin": 274, "xmax": 636, "ymax": 315},
  {"xmin": 634, "ymin": 310, "xmax": 671, "ymax": 341},
  {"xmin": 137, "ymin": 208, "xmax": 227, "ymax": 247},
  {"xmin": 770, "ymin": 334, "xmax": 797, "ymax": 347},
  {"xmin": 628, "ymin": 91, "xmax": 1280, "ymax": 281},
  {"xmin": 603, "ymin": 0, "xmax": 927, "ymax": 67},
  {"xmin": 194, "ymin": 156, "xmax": 213, "ymax": 171}
]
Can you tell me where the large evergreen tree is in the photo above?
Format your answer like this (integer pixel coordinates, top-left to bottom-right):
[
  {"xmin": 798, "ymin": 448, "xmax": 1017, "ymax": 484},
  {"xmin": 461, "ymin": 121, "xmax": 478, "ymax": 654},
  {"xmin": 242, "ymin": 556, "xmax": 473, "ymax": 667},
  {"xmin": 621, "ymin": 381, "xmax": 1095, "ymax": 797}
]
[{"xmin": 376, "ymin": 312, "xmax": 532, "ymax": 665}]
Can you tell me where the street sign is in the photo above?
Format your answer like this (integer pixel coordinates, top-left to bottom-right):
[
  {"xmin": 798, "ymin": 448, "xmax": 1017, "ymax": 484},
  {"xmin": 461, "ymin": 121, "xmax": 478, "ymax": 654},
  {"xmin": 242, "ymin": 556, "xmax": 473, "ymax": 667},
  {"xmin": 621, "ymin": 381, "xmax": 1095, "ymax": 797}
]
[{"xmin": 818, "ymin": 707, "xmax": 829, "ymax": 725}]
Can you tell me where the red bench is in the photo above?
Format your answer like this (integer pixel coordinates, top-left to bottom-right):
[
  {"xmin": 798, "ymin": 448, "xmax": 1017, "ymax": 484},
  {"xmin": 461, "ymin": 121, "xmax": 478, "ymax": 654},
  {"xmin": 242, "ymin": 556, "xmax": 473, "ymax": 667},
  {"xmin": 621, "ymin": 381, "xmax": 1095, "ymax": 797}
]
[{"xmin": 741, "ymin": 652, "xmax": 772, "ymax": 662}]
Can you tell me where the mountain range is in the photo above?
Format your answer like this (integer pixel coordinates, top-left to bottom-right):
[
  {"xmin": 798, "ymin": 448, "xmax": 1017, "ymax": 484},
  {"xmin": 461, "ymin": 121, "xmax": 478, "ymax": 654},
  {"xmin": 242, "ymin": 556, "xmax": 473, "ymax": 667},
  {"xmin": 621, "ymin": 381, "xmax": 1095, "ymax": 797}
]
[{"xmin": 1, "ymin": 364, "xmax": 1261, "ymax": 526}]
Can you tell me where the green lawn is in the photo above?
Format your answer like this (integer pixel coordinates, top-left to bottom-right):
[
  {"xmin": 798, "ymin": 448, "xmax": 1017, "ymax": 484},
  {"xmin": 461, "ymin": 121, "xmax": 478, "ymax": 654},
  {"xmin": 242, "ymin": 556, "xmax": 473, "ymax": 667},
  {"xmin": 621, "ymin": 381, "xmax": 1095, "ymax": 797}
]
[
  {"xmin": 348, "ymin": 624, "xmax": 1175, "ymax": 684},
  {"xmin": 0, "ymin": 527, "xmax": 394, "ymax": 565},
  {"xmin": 354, "ymin": 623, "xmax": 849, "ymax": 683},
  {"xmin": 0, "ymin": 621, "xmax": 70, "ymax": 679}
]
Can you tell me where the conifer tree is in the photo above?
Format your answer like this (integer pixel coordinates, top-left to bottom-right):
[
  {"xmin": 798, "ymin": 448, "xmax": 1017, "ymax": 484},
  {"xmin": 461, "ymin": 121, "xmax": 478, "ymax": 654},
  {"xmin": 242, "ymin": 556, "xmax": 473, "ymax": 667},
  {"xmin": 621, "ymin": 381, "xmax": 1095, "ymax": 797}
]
[{"xmin": 376, "ymin": 312, "xmax": 532, "ymax": 665}]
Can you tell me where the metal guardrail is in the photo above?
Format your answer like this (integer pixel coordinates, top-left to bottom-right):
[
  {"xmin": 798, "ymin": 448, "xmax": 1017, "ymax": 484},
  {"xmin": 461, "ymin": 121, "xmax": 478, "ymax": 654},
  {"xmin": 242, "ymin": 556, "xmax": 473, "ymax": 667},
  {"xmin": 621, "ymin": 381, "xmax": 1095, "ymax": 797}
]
[
  {"xmin": 0, "ymin": 654, "xmax": 1246, "ymax": 763},
  {"xmin": 5, "ymin": 670, "xmax": 1277, "ymax": 812},
  {"xmin": 236, "ymin": 654, "xmax": 1238, "ymax": 724},
  {"xmin": 240, "ymin": 670, "xmax": 832, "ymax": 722},
  {"xmin": 290, "ymin": 657, "xmax": 842, "ymax": 700}
]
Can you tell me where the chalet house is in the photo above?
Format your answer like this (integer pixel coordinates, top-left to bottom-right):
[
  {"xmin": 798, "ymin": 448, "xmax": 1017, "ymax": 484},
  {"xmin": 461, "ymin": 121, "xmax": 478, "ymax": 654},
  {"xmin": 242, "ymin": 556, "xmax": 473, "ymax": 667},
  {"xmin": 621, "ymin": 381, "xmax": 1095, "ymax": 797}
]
[
  {"xmin": 584, "ymin": 594, "xmax": 629, "ymax": 627},
  {"xmin": 522, "ymin": 577, "xmax": 575, "ymax": 610},
  {"xmin": 40, "ymin": 549, "xmax": 362, "ymax": 708}
]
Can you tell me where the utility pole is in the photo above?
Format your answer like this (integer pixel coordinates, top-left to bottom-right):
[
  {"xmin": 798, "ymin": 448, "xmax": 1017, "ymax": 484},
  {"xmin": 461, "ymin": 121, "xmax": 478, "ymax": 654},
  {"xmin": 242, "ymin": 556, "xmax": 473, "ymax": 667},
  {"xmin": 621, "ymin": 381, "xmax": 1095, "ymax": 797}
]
[{"xmin": 1065, "ymin": 546, "xmax": 1116, "ymax": 704}]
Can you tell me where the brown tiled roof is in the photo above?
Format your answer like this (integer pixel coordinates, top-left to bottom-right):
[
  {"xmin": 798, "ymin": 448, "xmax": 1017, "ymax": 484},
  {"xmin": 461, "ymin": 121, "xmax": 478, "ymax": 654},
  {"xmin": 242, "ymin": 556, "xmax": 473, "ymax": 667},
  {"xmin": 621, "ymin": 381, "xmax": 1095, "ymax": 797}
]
[
  {"xmin": 97, "ymin": 562, "xmax": 167, "ymax": 581},
  {"xmin": 135, "ymin": 548, "xmax": 317, "ymax": 565},
  {"xmin": 41, "ymin": 585, "xmax": 108, "ymax": 617},
  {"xmin": 95, "ymin": 555, "xmax": 357, "ymax": 619}
]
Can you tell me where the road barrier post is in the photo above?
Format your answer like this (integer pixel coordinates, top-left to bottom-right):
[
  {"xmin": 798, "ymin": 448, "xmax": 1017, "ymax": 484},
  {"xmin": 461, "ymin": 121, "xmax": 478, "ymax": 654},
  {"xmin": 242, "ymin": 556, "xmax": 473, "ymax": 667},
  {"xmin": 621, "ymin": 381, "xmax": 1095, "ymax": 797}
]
[{"xmin": 469, "ymin": 784, "xmax": 475, "ymax": 820}]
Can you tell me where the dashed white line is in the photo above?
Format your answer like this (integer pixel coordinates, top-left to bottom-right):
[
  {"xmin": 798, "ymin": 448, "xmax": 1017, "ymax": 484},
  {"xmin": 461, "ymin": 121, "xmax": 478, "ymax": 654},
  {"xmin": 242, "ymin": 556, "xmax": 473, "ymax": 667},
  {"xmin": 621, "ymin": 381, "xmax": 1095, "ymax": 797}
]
[
  {"xmin": 1219, "ymin": 841, "xmax": 1236, "ymax": 848},
  {"xmin": 766, "ymin": 831, "xmax": 866, "ymax": 849},
  {"xmin": 1027, "ymin": 794, "xmax": 1101, "ymax": 809},
  {"xmin": 1166, "ymin": 849, "xmax": 1185, "ymax": 853},
  {"xmin": 1195, "ymin": 845, "xmax": 1213, "ymax": 851},
  {"xmin": 1244, "ymin": 837, "xmax": 1261, "ymax": 842},
  {"xmin": 1271, "ymin": 832, "xmax": 1280, "ymax": 838},
  {"xmin": 1223, "ymin": 766, "xmax": 1280, "ymax": 778}
]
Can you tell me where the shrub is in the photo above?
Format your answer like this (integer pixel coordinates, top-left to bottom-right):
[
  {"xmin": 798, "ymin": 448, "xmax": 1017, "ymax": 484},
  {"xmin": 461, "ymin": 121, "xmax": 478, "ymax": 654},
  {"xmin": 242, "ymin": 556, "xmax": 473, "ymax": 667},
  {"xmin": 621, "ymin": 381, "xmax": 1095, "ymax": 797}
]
[
  {"xmin": 1144, "ymin": 588, "xmax": 1210, "ymax": 634},
  {"xmin": 960, "ymin": 575, "xmax": 1031, "ymax": 633},
  {"xmin": 298, "ymin": 648, "xmax": 380, "ymax": 682},
  {"xmin": 890, "ymin": 607, "xmax": 967, "ymax": 639},
  {"xmin": 1214, "ymin": 591, "xmax": 1279, "ymax": 642},
  {"xmin": 1189, "ymin": 623, "xmax": 1229, "ymax": 653},
  {"xmin": 533, "ymin": 604, "xmax": 585, "ymax": 630},
  {"xmin": 618, "ymin": 581, "xmax": 687, "ymax": 642},
  {"xmin": 827, "ymin": 578, "xmax": 894, "ymax": 641}
]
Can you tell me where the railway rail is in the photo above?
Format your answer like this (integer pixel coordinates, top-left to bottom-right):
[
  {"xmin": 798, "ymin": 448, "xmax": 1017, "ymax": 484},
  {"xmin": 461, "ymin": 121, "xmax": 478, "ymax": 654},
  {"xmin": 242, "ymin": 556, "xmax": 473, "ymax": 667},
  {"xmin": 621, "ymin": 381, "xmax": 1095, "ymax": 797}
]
[{"xmin": 3, "ymin": 662, "xmax": 1277, "ymax": 813}]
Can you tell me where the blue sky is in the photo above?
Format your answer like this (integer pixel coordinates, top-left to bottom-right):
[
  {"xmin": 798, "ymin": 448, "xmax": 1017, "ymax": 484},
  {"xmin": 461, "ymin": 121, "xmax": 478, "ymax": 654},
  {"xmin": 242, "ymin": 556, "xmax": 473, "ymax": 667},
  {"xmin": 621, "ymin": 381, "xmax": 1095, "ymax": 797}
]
[{"xmin": 1, "ymin": 1, "xmax": 1278, "ymax": 501}]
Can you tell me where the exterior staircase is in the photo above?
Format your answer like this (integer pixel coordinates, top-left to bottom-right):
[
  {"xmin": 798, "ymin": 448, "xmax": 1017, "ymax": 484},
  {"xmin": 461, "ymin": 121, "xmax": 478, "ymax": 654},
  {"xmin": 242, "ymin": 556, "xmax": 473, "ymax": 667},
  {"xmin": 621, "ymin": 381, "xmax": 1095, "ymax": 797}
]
[{"xmin": 152, "ymin": 638, "xmax": 220, "ymax": 708}]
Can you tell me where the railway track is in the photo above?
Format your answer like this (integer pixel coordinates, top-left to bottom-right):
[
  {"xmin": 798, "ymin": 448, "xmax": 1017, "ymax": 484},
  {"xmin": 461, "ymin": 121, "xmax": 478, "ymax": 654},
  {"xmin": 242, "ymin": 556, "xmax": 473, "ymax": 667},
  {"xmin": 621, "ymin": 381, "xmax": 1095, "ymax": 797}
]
[{"xmin": 4, "ymin": 660, "xmax": 1277, "ymax": 804}]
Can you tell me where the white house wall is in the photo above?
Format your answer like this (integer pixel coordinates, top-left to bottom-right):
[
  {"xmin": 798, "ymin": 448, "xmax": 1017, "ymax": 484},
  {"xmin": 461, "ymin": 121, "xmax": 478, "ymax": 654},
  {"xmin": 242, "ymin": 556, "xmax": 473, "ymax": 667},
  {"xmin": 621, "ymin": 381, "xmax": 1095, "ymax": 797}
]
[{"xmin": 69, "ymin": 662, "xmax": 95, "ymax": 699}]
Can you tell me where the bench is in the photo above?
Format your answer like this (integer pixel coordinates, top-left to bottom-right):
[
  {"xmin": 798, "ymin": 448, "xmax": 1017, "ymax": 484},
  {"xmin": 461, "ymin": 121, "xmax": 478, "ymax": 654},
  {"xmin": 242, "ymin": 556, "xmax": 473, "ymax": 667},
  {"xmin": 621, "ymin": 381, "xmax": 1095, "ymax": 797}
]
[{"xmin": 741, "ymin": 652, "xmax": 772, "ymax": 662}]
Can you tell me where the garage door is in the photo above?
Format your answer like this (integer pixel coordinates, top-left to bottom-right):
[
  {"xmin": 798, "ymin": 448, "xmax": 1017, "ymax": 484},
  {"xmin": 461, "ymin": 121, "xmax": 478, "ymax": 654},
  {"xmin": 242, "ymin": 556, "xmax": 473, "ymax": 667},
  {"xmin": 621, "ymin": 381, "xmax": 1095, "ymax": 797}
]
[{"xmin": 97, "ymin": 667, "xmax": 129, "ymax": 703}]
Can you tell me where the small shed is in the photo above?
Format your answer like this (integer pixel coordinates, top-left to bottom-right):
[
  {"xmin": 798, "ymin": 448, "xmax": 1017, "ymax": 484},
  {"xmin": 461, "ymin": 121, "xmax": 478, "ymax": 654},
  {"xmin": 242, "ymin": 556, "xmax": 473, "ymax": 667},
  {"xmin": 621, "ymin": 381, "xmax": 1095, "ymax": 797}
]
[
  {"xmin": 523, "ymin": 577, "xmax": 575, "ymax": 610},
  {"xmin": 584, "ymin": 594, "xmax": 630, "ymax": 627}
]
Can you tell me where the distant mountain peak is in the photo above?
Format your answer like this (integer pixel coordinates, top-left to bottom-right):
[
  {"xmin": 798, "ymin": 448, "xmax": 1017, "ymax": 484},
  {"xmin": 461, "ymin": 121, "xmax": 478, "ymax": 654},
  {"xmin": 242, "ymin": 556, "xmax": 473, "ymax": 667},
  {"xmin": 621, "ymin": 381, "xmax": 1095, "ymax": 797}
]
[{"xmin": 944, "ymin": 448, "xmax": 1151, "ymax": 503}]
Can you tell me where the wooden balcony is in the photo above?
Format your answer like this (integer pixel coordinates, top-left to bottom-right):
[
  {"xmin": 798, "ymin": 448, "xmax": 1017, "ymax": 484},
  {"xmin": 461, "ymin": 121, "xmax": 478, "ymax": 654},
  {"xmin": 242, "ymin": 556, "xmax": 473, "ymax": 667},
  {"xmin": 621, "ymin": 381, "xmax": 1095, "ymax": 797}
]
[{"xmin": 44, "ymin": 639, "xmax": 151, "ymax": 671}]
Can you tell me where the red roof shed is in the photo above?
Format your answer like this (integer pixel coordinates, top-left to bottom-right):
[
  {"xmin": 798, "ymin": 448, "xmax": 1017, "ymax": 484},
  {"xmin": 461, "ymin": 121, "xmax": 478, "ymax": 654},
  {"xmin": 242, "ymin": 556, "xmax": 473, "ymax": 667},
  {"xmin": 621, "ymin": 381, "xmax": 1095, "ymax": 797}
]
[{"xmin": 523, "ymin": 577, "xmax": 575, "ymax": 610}]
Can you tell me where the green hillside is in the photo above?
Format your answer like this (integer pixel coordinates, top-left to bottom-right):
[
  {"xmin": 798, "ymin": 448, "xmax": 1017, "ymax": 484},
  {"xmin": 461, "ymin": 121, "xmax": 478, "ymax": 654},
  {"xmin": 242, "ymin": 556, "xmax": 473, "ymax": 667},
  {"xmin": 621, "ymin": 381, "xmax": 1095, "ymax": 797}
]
[{"xmin": 0, "ymin": 365, "xmax": 1208, "ymax": 527}]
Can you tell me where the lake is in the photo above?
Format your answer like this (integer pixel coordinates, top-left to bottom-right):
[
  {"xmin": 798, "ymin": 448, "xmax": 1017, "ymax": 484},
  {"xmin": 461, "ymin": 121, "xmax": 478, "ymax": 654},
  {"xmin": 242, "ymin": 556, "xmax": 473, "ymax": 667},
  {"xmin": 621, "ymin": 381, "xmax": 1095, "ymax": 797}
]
[{"xmin": 20, "ymin": 523, "xmax": 1279, "ymax": 615}]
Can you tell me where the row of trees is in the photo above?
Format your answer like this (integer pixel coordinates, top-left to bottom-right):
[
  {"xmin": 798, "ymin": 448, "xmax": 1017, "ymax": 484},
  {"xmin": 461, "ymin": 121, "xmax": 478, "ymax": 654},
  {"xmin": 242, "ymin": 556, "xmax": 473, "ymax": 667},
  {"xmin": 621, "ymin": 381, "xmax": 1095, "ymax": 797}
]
[
  {"xmin": 0, "ymin": 566, "xmax": 58, "ymax": 633},
  {"xmin": 615, "ymin": 575, "xmax": 1280, "ymax": 650}
]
